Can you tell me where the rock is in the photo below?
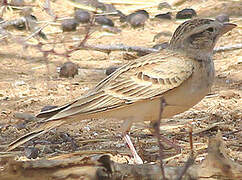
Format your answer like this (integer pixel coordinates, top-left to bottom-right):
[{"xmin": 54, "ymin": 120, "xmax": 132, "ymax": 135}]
[
  {"xmin": 216, "ymin": 13, "xmax": 230, "ymax": 23},
  {"xmin": 176, "ymin": 8, "xmax": 197, "ymax": 19},
  {"xmin": 105, "ymin": 66, "xmax": 119, "ymax": 76},
  {"xmin": 155, "ymin": 12, "xmax": 172, "ymax": 20},
  {"xmin": 74, "ymin": 9, "xmax": 91, "ymax": 23},
  {"xmin": 14, "ymin": 112, "xmax": 36, "ymax": 121},
  {"xmin": 61, "ymin": 19, "xmax": 78, "ymax": 32},
  {"xmin": 40, "ymin": 105, "xmax": 58, "ymax": 112},
  {"xmin": 126, "ymin": 10, "xmax": 149, "ymax": 28},
  {"xmin": 95, "ymin": 16, "xmax": 114, "ymax": 27},
  {"xmin": 24, "ymin": 147, "xmax": 39, "ymax": 159},
  {"xmin": 59, "ymin": 61, "xmax": 79, "ymax": 78}
]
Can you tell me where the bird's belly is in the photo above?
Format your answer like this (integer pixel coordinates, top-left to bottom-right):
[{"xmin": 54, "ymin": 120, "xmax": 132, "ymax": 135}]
[{"xmin": 162, "ymin": 61, "xmax": 214, "ymax": 118}]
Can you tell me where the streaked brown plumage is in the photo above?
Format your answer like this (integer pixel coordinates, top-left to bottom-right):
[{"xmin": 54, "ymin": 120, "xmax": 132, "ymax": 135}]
[{"xmin": 8, "ymin": 19, "xmax": 236, "ymax": 158}]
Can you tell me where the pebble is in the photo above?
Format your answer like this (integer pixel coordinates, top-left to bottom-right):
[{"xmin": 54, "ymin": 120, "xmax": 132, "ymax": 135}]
[
  {"xmin": 126, "ymin": 10, "xmax": 149, "ymax": 28},
  {"xmin": 215, "ymin": 13, "xmax": 230, "ymax": 23},
  {"xmin": 14, "ymin": 112, "xmax": 36, "ymax": 121},
  {"xmin": 95, "ymin": 16, "xmax": 114, "ymax": 27},
  {"xmin": 105, "ymin": 66, "xmax": 119, "ymax": 76},
  {"xmin": 59, "ymin": 61, "xmax": 79, "ymax": 78},
  {"xmin": 61, "ymin": 19, "xmax": 78, "ymax": 32},
  {"xmin": 41, "ymin": 105, "xmax": 58, "ymax": 112},
  {"xmin": 155, "ymin": 12, "xmax": 172, "ymax": 20},
  {"xmin": 74, "ymin": 9, "xmax": 91, "ymax": 23},
  {"xmin": 176, "ymin": 8, "xmax": 197, "ymax": 19},
  {"xmin": 24, "ymin": 147, "xmax": 39, "ymax": 159}
]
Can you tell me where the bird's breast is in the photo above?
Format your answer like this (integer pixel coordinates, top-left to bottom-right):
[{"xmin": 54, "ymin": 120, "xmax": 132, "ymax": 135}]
[{"xmin": 162, "ymin": 59, "xmax": 215, "ymax": 118}]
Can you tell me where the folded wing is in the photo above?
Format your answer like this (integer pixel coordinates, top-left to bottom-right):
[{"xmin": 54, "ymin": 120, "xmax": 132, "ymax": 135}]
[{"xmin": 37, "ymin": 51, "xmax": 194, "ymax": 121}]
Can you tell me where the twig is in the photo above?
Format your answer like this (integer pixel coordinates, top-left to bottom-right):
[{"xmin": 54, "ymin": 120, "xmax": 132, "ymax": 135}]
[
  {"xmin": 214, "ymin": 43, "xmax": 242, "ymax": 52},
  {"xmin": 175, "ymin": 126, "xmax": 195, "ymax": 180},
  {"xmin": 24, "ymin": 22, "xmax": 50, "ymax": 41},
  {"xmin": 152, "ymin": 98, "xmax": 167, "ymax": 180},
  {"xmin": 82, "ymin": 44, "xmax": 158, "ymax": 54}
]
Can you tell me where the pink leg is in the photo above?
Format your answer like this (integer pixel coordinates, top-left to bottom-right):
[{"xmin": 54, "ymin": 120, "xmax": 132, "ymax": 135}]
[{"xmin": 123, "ymin": 133, "xmax": 143, "ymax": 164}]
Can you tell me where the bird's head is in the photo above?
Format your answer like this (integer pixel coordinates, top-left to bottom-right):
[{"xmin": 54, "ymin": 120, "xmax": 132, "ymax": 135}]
[{"xmin": 169, "ymin": 18, "xmax": 237, "ymax": 60}]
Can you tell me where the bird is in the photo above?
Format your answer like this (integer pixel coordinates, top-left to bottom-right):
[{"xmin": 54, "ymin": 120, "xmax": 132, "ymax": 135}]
[{"xmin": 8, "ymin": 18, "xmax": 236, "ymax": 165}]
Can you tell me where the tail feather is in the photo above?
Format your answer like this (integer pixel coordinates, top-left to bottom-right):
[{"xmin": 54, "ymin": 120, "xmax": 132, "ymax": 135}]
[
  {"xmin": 36, "ymin": 102, "xmax": 76, "ymax": 119},
  {"xmin": 7, "ymin": 120, "xmax": 64, "ymax": 151}
]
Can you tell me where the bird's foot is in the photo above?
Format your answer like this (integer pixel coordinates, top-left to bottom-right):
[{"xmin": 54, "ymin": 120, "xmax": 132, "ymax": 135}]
[{"xmin": 123, "ymin": 134, "xmax": 143, "ymax": 164}]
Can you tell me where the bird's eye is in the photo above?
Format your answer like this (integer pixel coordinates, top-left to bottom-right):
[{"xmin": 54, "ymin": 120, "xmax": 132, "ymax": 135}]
[{"xmin": 207, "ymin": 27, "xmax": 214, "ymax": 32}]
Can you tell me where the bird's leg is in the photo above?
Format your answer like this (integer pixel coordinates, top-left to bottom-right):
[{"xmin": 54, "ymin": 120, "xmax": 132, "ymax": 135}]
[
  {"xmin": 150, "ymin": 121, "xmax": 181, "ymax": 154},
  {"xmin": 152, "ymin": 98, "xmax": 167, "ymax": 179},
  {"xmin": 121, "ymin": 120, "xmax": 143, "ymax": 164},
  {"xmin": 123, "ymin": 133, "xmax": 143, "ymax": 164}
]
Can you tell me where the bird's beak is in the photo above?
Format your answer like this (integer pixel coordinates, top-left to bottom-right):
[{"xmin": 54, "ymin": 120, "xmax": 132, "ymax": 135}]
[{"xmin": 220, "ymin": 23, "xmax": 237, "ymax": 35}]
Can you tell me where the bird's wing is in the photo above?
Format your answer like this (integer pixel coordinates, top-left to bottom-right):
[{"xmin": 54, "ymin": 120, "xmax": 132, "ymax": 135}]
[{"xmin": 38, "ymin": 50, "xmax": 195, "ymax": 120}]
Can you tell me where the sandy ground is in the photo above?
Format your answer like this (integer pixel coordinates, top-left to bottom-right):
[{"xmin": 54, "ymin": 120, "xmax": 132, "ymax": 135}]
[{"xmin": 0, "ymin": 0, "xmax": 241, "ymax": 165}]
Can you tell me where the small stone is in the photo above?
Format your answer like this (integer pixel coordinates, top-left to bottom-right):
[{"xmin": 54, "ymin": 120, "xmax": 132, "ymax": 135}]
[
  {"xmin": 95, "ymin": 16, "xmax": 114, "ymax": 27},
  {"xmin": 24, "ymin": 147, "xmax": 39, "ymax": 159},
  {"xmin": 14, "ymin": 112, "xmax": 36, "ymax": 121},
  {"xmin": 74, "ymin": 9, "xmax": 91, "ymax": 23},
  {"xmin": 176, "ymin": 8, "xmax": 197, "ymax": 19},
  {"xmin": 41, "ymin": 105, "xmax": 58, "ymax": 112},
  {"xmin": 59, "ymin": 61, "xmax": 79, "ymax": 78},
  {"xmin": 126, "ymin": 10, "xmax": 149, "ymax": 28},
  {"xmin": 155, "ymin": 12, "xmax": 172, "ymax": 20},
  {"xmin": 105, "ymin": 66, "xmax": 119, "ymax": 76},
  {"xmin": 61, "ymin": 19, "xmax": 78, "ymax": 32},
  {"xmin": 153, "ymin": 42, "xmax": 169, "ymax": 50},
  {"xmin": 216, "ymin": 13, "xmax": 230, "ymax": 23},
  {"xmin": 158, "ymin": 2, "xmax": 172, "ymax": 10},
  {"xmin": 14, "ymin": 122, "xmax": 26, "ymax": 130}
]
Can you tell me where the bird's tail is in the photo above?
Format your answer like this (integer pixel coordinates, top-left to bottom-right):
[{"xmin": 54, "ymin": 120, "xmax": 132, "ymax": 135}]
[{"xmin": 7, "ymin": 120, "xmax": 64, "ymax": 151}]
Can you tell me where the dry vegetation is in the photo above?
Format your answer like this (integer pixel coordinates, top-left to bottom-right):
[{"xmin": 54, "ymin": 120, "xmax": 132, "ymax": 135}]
[{"xmin": 0, "ymin": 0, "xmax": 241, "ymax": 179}]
